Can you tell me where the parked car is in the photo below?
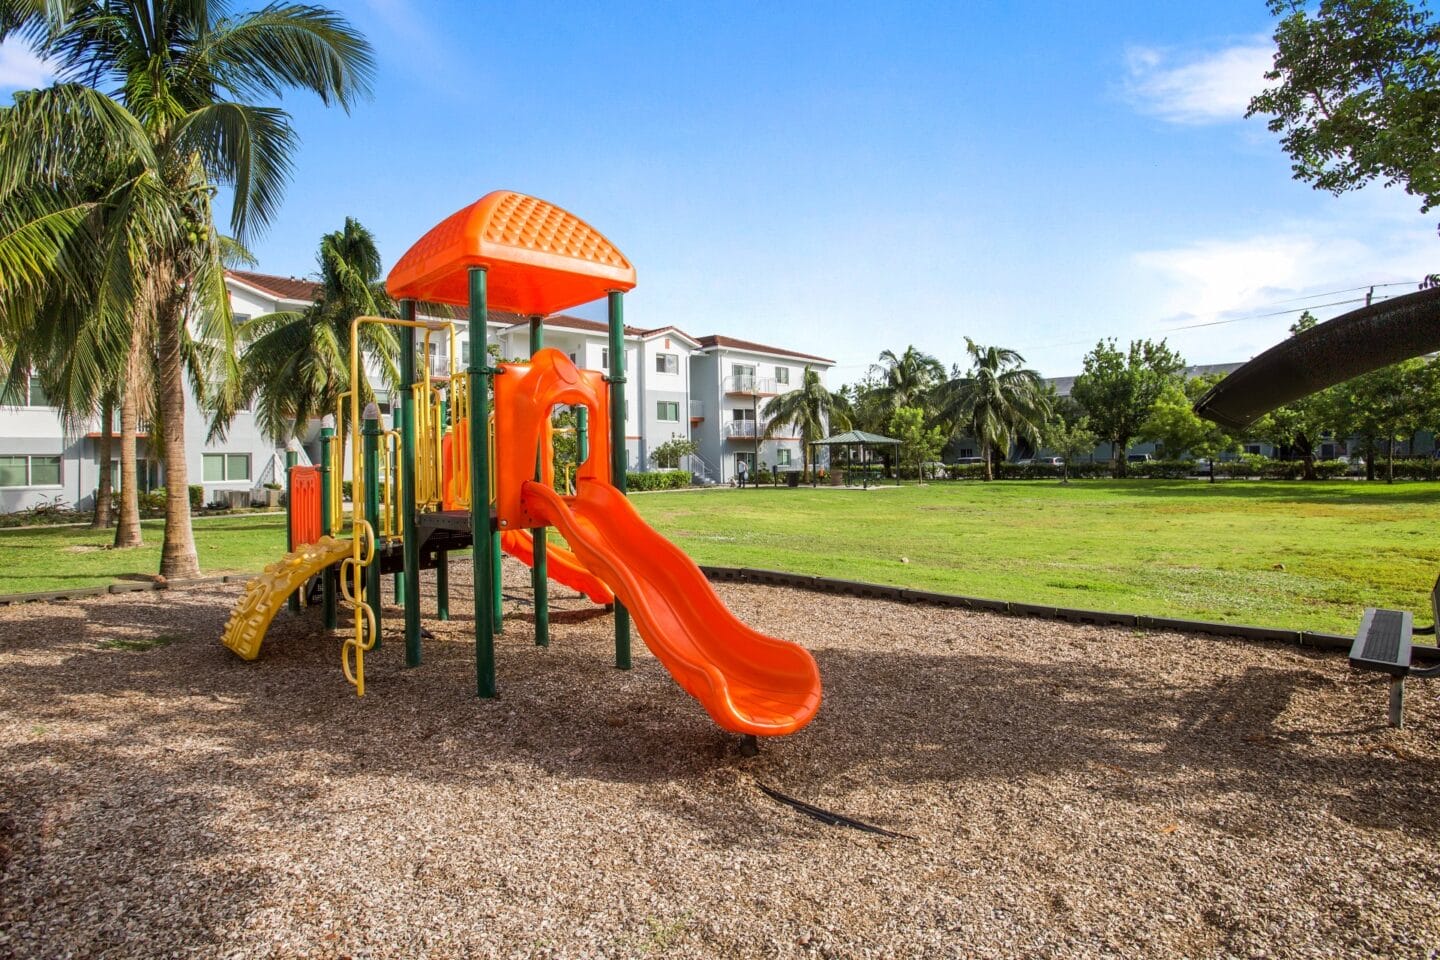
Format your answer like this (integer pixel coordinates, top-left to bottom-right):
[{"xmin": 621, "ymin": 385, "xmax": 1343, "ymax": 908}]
[
  {"xmin": 1126, "ymin": 453, "xmax": 1153, "ymax": 463},
  {"xmin": 950, "ymin": 457, "xmax": 985, "ymax": 465},
  {"xmin": 1032, "ymin": 457, "xmax": 1064, "ymax": 466}
]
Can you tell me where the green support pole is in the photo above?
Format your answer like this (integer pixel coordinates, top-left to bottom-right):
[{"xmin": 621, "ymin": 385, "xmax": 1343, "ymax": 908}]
[
  {"xmin": 286, "ymin": 447, "xmax": 300, "ymax": 612},
  {"xmin": 363, "ymin": 408, "xmax": 383, "ymax": 646},
  {"xmin": 577, "ymin": 406, "xmax": 589, "ymax": 466},
  {"xmin": 320, "ymin": 421, "xmax": 337, "ymax": 630},
  {"xmin": 468, "ymin": 268, "xmax": 496, "ymax": 697},
  {"xmin": 436, "ymin": 398, "xmax": 449, "ymax": 621},
  {"xmin": 607, "ymin": 291, "xmax": 632, "ymax": 670},
  {"xmin": 529, "ymin": 316, "xmax": 550, "ymax": 647},
  {"xmin": 399, "ymin": 299, "xmax": 422, "ymax": 667}
]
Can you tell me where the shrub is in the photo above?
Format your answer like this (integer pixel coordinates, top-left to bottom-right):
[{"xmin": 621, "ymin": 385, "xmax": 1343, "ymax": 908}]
[
  {"xmin": 189, "ymin": 484, "xmax": 203, "ymax": 509},
  {"xmin": 624, "ymin": 470, "xmax": 690, "ymax": 491},
  {"xmin": 1313, "ymin": 459, "xmax": 1349, "ymax": 480}
]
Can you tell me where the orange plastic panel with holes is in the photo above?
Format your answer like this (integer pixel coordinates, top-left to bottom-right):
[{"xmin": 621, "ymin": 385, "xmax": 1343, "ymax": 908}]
[{"xmin": 386, "ymin": 192, "xmax": 637, "ymax": 314}]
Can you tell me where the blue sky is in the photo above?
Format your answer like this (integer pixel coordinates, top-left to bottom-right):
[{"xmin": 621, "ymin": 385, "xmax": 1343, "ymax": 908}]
[{"xmin": 2, "ymin": 1, "xmax": 1435, "ymax": 382}]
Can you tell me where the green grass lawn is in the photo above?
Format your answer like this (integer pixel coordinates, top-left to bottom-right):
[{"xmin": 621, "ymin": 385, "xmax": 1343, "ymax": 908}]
[
  {"xmin": 5, "ymin": 481, "xmax": 1440, "ymax": 634},
  {"xmin": 0, "ymin": 515, "xmax": 289, "ymax": 594}
]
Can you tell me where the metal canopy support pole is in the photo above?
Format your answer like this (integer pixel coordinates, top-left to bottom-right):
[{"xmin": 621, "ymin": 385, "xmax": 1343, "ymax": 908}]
[
  {"xmin": 469, "ymin": 268, "xmax": 497, "ymax": 697},
  {"xmin": 1390, "ymin": 676, "xmax": 1405, "ymax": 728},
  {"xmin": 437, "ymin": 401, "xmax": 450, "ymax": 621},
  {"xmin": 607, "ymin": 291, "xmax": 632, "ymax": 670},
  {"xmin": 363, "ymin": 409, "xmax": 383, "ymax": 647},
  {"xmin": 320, "ymin": 422, "xmax": 337, "ymax": 629},
  {"xmin": 399, "ymin": 299, "xmax": 422, "ymax": 667},
  {"xmin": 529, "ymin": 316, "xmax": 550, "ymax": 647},
  {"xmin": 286, "ymin": 446, "xmax": 300, "ymax": 612},
  {"xmin": 577, "ymin": 407, "xmax": 589, "ymax": 468}
]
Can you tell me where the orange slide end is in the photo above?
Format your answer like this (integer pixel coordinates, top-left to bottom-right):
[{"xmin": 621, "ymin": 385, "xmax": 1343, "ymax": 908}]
[
  {"xmin": 520, "ymin": 480, "xmax": 821, "ymax": 737},
  {"xmin": 501, "ymin": 528, "xmax": 614, "ymax": 605}
]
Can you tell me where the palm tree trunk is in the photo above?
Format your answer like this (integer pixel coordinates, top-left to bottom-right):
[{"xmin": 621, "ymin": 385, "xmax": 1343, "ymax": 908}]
[
  {"xmin": 113, "ymin": 330, "xmax": 144, "ymax": 548},
  {"xmin": 91, "ymin": 392, "xmax": 114, "ymax": 529},
  {"xmin": 156, "ymin": 284, "xmax": 201, "ymax": 579}
]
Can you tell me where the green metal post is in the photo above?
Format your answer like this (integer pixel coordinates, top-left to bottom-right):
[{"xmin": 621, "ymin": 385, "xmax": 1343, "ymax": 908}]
[
  {"xmin": 436, "ymin": 398, "xmax": 449, "ymax": 621},
  {"xmin": 363, "ymin": 408, "xmax": 382, "ymax": 646},
  {"xmin": 320, "ymin": 421, "xmax": 337, "ymax": 630},
  {"xmin": 577, "ymin": 406, "xmax": 589, "ymax": 466},
  {"xmin": 399, "ymin": 299, "xmax": 422, "ymax": 667},
  {"xmin": 286, "ymin": 447, "xmax": 300, "ymax": 612},
  {"xmin": 468, "ymin": 268, "xmax": 496, "ymax": 697},
  {"xmin": 529, "ymin": 316, "xmax": 550, "ymax": 647},
  {"xmin": 607, "ymin": 291, "xmax": 632, "ymax": 669}
]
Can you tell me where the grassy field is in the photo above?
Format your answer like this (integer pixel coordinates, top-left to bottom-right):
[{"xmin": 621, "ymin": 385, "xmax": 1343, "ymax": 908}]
[
  {"xmin": 4, "ymin": 481, "xmax": 1439, "ymax": 633},
  {"xmin": 0, "ymin": 515, "xmax": 288, "ymax": 594}
]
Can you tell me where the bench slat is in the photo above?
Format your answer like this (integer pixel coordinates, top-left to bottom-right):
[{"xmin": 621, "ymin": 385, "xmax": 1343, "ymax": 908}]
[{"xmin": 1349, "ymin": 608, "xmax": 1413, "ymax": 676}]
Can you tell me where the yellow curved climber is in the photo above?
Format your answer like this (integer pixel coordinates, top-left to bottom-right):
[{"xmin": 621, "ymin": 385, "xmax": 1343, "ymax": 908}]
[{"xmin": 221, "ymin": 536, "xmax": 353, "ymax": 660}]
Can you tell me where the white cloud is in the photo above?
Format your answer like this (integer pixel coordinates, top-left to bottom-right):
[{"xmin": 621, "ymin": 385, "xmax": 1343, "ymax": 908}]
[
  {"xmin": 1124, "ymin": 40, "xmax": 1274, "ymax": 125},
  {"xmin": 0, "ymin": 37, "xmax": 52, "ymax": 91},
  {"xmin": 1130, "ymin": 201, "xmax": 1438, "ymax": 361}
]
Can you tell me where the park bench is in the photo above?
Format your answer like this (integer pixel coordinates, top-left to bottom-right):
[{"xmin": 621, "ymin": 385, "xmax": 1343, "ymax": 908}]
[{"xmin": 1349, "ymin": 576, "xmax": 1440, "ymax": 728}]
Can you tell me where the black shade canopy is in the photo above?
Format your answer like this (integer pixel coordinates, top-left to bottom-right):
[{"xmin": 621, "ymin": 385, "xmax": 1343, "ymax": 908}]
[{"xmin": 1193, "ymin": 286, "xmax": 1440, "ymax": 431}]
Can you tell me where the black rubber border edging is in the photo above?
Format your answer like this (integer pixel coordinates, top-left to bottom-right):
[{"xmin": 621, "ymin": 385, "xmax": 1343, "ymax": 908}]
[
  {"xmin": 696, "ymin": 565, "xmax": 1438, "ymax": 664},
  {"xmin": 0, "ymin": 574, "xmax": 249, "ymax": 605}
]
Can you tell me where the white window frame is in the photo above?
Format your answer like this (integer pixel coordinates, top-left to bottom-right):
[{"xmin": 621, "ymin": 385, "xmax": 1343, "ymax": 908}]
[
  {"xmin": 203, "ymin": 452, "xmax": 252, "ymax": 483},
  {"xmin": 656, "ymin": 401, "xmax": 680, "ymax": 422},
  {"xmin": 777, "ymin": 449, "xmax": 793, "ymax": 465},
  {"xmin": 775, "ymin": 366, "xmax": 790, "ymax": 385},
  {"xmin": 0, "ymin": 453, "xmax": 62, "ymax": 488},
  {"xmin": 655, "ymin": 353, "xmax": 679, "ymax": 375}
]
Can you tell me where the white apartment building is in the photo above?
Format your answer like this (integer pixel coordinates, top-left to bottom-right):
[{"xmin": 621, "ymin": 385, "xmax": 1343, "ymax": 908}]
[{"xmin": 1, "ymin": 270, "xmax": 834, "ymax": 511}]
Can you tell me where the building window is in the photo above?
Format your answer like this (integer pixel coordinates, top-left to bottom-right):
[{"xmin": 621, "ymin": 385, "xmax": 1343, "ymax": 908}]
[
  {"xmin": 656, "ymin": 401, "xmax": 680, "ymax": 422},
  {"xmin": 203, "ymin": 453, "xmax": 251, "ymax": 482},
  {"xmin": 569, "ymin": 352, "xmax": 577, "ymax": 364},
  {"xmin": 110, "ymin": 458, "xmax": 159, "ymax": 492},
  {"xmin": 601, "ymin": 348, "xmax": 609, "ymax": 368},
  {"xmin": 731, "ymin": 408, "xmax": 755, "ymax": 421},
  {"xmin": 777, "ymin": 449, "xmax": 792, "ymax": 466},
  {"xmin": 655, "ymin": 353, "xmax": 678, "ymax": 375},
  {"xmin": 1, "ymin": 374, "xmax": 52, "ymax": 407},
  {"xmin": 775, "ymin": 367, "xmax": 789, "ymax": 385},
  {"xmin": 0, "ymin": 454, "xmax": 61, "ymax": 487}
]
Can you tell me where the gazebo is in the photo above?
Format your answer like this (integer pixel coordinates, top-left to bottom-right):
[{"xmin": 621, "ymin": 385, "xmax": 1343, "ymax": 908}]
[{"xmin": 808, "ymin": 430, "xmax": 902, "ymax": 488}]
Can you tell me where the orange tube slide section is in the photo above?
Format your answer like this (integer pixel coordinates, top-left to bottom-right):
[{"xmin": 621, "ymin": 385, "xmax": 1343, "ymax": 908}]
[{"xmin": 520, "ymin": 480, "xmax": 822, "ymax": 736}]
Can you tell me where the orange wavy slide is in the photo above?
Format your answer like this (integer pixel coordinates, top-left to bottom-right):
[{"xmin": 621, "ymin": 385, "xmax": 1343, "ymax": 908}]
[
  {"xmin": 520, "ymin": 479, "xmax": 822, "ymax": 736},
  {"xmin": 500, "ymin": 528, "xmax": 613, "ymax": 605}
]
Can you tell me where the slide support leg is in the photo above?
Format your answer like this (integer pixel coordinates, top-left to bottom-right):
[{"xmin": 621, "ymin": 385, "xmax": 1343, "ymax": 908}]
[
  {"xmin": 320, "ymin": 424, "xmax": 337, "ymax": 629},
  {"xmin": 469, "ymin": 267, "xmax": 497, "ymax": 697},
  {"xmin": 529, "ymin": 315, "xmax": 550, "ymax": 647},
  {"xmin": 399, "ymin": 299, "xmax": 422, "ymax": 667},
  {"xmin": 363, "ymin": 411, "xmax": 383, "ymax": 648},
  {"xmin": 607, "ymin": 290, "xmax": 631, "ymax": 670}
]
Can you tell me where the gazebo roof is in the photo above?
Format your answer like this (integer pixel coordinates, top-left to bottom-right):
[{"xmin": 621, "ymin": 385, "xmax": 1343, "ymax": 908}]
[
  {"xmin": 386, "ymin": 191, "xmax": 636, "ymax": 315},
  {"xmin": 811, "ymin": 430, "xmax": 901, "ymax": 445}
]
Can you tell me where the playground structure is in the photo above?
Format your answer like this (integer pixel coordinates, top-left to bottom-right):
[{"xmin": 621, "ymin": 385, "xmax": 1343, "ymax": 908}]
[{"xmin": 221, "ymin": 191, "xmax": 822, "ymax": 739}]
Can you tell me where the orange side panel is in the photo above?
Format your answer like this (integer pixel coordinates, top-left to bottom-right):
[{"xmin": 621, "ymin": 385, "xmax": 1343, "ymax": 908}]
[
  {"xmin": 493, "ymin": 349, "xmax": 610, "ymax": 531},
  {"xmin": 521, "ymin": 480, "xmax": 822, "ymax": 737},
  {"xmin": 500, "ymin": 528, "xmax": 613, "ymax": 605},
  {"xmin": 386, "ymin": 191, "xmax": 637, "ymax": 314},
  {"xmin": 288, "ymin": 466, "xmax": 323, "ymax": 547}
]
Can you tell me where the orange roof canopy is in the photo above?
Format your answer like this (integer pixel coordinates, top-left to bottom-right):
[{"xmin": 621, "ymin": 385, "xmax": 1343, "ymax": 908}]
[{"xmin": 386, "ymin": 191, "xmax": 636, "ymax": 315}]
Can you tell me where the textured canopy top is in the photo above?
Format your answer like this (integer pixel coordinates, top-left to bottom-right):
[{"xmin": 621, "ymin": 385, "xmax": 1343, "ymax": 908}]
[
  {"xmin": 811, "ymin": 430, "xmax": 901, "ymax": 445},
  {"xmin": 386, "ymin": 191, "xmax": 636, "ymax": 314}
]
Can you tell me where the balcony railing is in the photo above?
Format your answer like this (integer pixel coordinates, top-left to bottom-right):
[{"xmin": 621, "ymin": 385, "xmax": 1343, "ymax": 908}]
[
  {"xmin": 724, "ymin": 374, "xmax": 779, "ymax": 395},
  {"xmin": 689, "ymin": 399, "xmax": 704, "ymax": 420},
  {"xmin": 723, "ymin": 420, "xmax": 760, "ymax": 438}
]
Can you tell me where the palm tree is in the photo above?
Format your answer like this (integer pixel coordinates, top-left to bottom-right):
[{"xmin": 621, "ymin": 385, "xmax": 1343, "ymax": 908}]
[
  {"xmin": 1, "ymin": 2, "xmax": 374, "ymax": 577},
  {"xmin": 233, "ymin": 218, "xmax": 399, "ymax": 446},
  {"xmin": 761, "ymin": 367, "xmax": 851, "ymax": 478},
  {"xmin": 869, "ymin": 345, "xmax": 945, "ymax": 417},
  {"xmin": 937, "ymin": 339, "xmax": 1051, "ymax": 481}
]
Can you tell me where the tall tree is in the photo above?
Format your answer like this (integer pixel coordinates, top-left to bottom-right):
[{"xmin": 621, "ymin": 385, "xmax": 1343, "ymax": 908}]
[
  {"xmin": 1070, "ymin": 338, "xmax": 1186, "ymax": 477},
  {"xmin": 868, "ymin": 346, "xmax": 945, "ymax": 423},
  {"xmin": 936, "ymin": 339, "xmax": 1051, "ymax": 481},
  {"xmin": 887, "ymin": 405, "xmax": 945, "ymax": 479},
  {"xmin": 1334, "ymin": 357, "xmax": 1428, "ymax": 482},
  {"xmin": 1247, "ymin": 0, "xmax": 1440, "ymax": 231},
  {"xmin": 1250, "ymin": 313, "xmax": 1343, "ymax": 479},
  {"xmin": 1138, "ymin": 374, "xmax": 1241, "ymax": 481},
  {"xmin": 1, "ymin": 2, "xmax": 374, "ymax": 577},
  {"xmin": 1043, "ymin": 415, "xmax": 1098, "ymax": 484},
  {"xmin": 762, "ymin": 366, "xmax": 851, "ymax": 478},
  {"xmin": 233, "ymin": 218, "xmax": 398, "ymax": 445}
]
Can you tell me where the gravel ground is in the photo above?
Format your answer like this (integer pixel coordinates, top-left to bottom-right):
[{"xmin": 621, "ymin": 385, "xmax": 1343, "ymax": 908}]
[{"xmin": 1, "ymin": 557, "xmax": 1438, "ymax": 959}]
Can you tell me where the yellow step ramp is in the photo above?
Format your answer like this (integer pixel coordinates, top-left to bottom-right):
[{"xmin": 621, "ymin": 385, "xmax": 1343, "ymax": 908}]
[{"xmin": 221, "ymin": 535, "xmax": 353, "ymax": 660}]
